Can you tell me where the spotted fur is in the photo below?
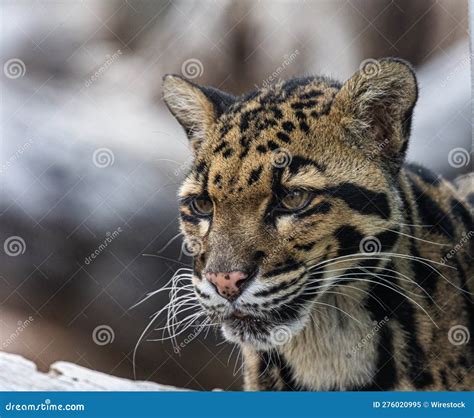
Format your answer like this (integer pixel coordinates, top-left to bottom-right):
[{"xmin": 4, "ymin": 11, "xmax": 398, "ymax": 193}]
[{"xmin": 163, "ymin": 58, "xmax": 473, "ymax": 391}]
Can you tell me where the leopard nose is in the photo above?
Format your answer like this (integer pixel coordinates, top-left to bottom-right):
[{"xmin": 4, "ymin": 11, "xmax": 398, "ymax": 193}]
[{"xmin": 204, "ymin": 271, "xmax": 249, "ymax": 301}]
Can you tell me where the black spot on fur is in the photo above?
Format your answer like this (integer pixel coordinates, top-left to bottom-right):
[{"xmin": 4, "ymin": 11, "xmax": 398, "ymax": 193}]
[
  {"xmin": 270, "ymin": 106, "xmax": 283, "ymax": 119},
  {"xmin": 282, "ymin": 121, "xmax": 295, "ymax": 132},
  {"xmin": 179, "ymin": 211, "xmax": 200, "ymax": 225},
  {"xmin": 374, "ymin": 229, "xmax": 399, "ymax": 252},
  {"xmin": 295, "ymin": 111, "xmax": 306, "ymax": 120},
  {"xmin": 248, "ymin": 165, "xmax": 263, "ymax": 186},
  {"xmin": 409, "ymin": 179, "xmax": 454, "ymax": 239},
  {"xmin": 288, "ymin": 156, "xmax": 325, "ymax": 174},
  {"xmin": 195, "ymin": 287, "xmax": 210, "ymax": 299},
  {"xmin": 276, "ymin": 132, "xmax": 291, "ymax": 143},
  {"xmin": 360, "ymin": 283, "xmax": 397, "ymax": 390},
  {"xmin": 325, "ymin": 183, "xmax": 391, "ymax": 220},
  {"xmin": 397, "ymin": 181, "xmax": 437, "ymax": 301},
  {"xmin": 253, "ymin": 251, "xmax": 266, "ymax": 263},
  {"xmin": 291, "ymin": 100, "xmax": 318, "ymax": 110},
  {"xmin": 293, "ymin": 242, "xmax": 316, "ymax": 251},
  {"xmin": 255, "ymin": 272, "xmax": 304, "ymax": 297},
  {"xmin": 450, "ymin": 198, "xmax": 473, "ymax": 233},
  {"xmin": 299, "ymin": 90, "xmax": 323, "ymax": 100},
  {"xmin": 256, "ymin": 144, "xmax": 268, "ymax": 154},
  {"xmin": 263, "ymin": 260, "xmax": 302, "ymax": 278},
  {"xmin": 334, "ymin": 225, "xmax": 364, "ymax": 257},
  {"xmin": 213, "ymin": 141, "xmax": 228, "ymax": 154},
  {"xmin": 294, "ymin": 201, "xmax": 331, "ymax": 219},
  {"xmin": 222, "ymin": 148, "xmax": 234, "ymax": 158},
  {"xmin": 195, "ymin": 161, "xmax": 207, "ymax": 174},
  {"xmin": 299, "ymin": 121, "xmax": 310, "ymax": 133},
  {"xmin": 267, "ymin": 140, "xmax": 279, "ymax": 151}
]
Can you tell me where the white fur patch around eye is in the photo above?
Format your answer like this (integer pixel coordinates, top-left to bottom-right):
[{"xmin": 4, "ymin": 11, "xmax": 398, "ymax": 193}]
[
  {"xmin": 275, "ymin": 215, "xmax": 294, "ymax": 235},
  {"xmin": 198, "ymin": 218, "xmax": 210, "ymax": 236},
  {"xmin": 178, "ymin": 177, "xmax": 202, "ymax": 198}
]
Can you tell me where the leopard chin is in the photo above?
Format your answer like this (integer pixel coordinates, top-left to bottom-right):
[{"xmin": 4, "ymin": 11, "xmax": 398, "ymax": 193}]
[{"xmin": 221, "ymin": 314, "xmax": 309, "ymax": 351}]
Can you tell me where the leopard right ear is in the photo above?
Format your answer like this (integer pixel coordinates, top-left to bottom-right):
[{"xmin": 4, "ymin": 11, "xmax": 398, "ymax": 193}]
[{"xmin": 162, "ymin": 75, "xmax": 235, "ymax": 152}]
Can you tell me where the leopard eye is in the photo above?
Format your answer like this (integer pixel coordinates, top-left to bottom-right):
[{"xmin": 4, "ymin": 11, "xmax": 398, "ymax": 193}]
[
  {"xmin": 280, "ymin": 190, "xmax": 311, "ymax": 211},
  {"xmin": 191, "ymin": 196, "xmax": 213, "ymax": 216}
]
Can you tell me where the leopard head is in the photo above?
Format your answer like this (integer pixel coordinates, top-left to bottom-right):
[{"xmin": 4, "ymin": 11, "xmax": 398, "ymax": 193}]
[{"xmin": 162, "ymin": 58, "xmax": 417, "ymax": 349}]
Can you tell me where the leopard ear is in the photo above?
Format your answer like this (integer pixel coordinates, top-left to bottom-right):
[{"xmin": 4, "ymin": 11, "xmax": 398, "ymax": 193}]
[
  {"xmin": 162, "ymin": 75, "xmax": 235, "ymax": 152},
  {"xmin": 334, "ymin": 58, "xmax": 418, "ymax": 170}
]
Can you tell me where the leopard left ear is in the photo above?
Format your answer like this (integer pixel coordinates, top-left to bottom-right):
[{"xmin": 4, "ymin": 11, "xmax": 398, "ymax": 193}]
[
  {"xmin": 162, "ymin": 75, "xmax": 235, "ymax": 152},
  {"xmin": 334, "ymin": 58, "xmax": 418, "ymax": 170}
]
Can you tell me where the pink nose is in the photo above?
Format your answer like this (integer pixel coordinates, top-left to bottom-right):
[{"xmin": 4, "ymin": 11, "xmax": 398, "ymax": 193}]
[{"xmin": 204, "ymin": 271, "xmax": 249, "ymax": 300}]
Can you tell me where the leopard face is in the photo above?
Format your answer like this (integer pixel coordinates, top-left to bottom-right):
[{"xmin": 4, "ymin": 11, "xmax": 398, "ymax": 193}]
[{"xmin": 163, "ymin": 58, "xmax": 417, "ymax": 349}]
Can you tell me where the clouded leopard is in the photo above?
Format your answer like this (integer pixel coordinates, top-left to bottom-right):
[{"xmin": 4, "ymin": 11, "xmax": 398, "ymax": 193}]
[{"xmin": 162, "ymin": 58, "xmax": 473, "ymax": 391}]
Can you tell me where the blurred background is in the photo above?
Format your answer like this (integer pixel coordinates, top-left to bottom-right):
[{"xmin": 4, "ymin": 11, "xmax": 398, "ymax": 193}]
[{"xmin": 0, "ymin": 0, "xmax": 472, "ymax": 390}]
